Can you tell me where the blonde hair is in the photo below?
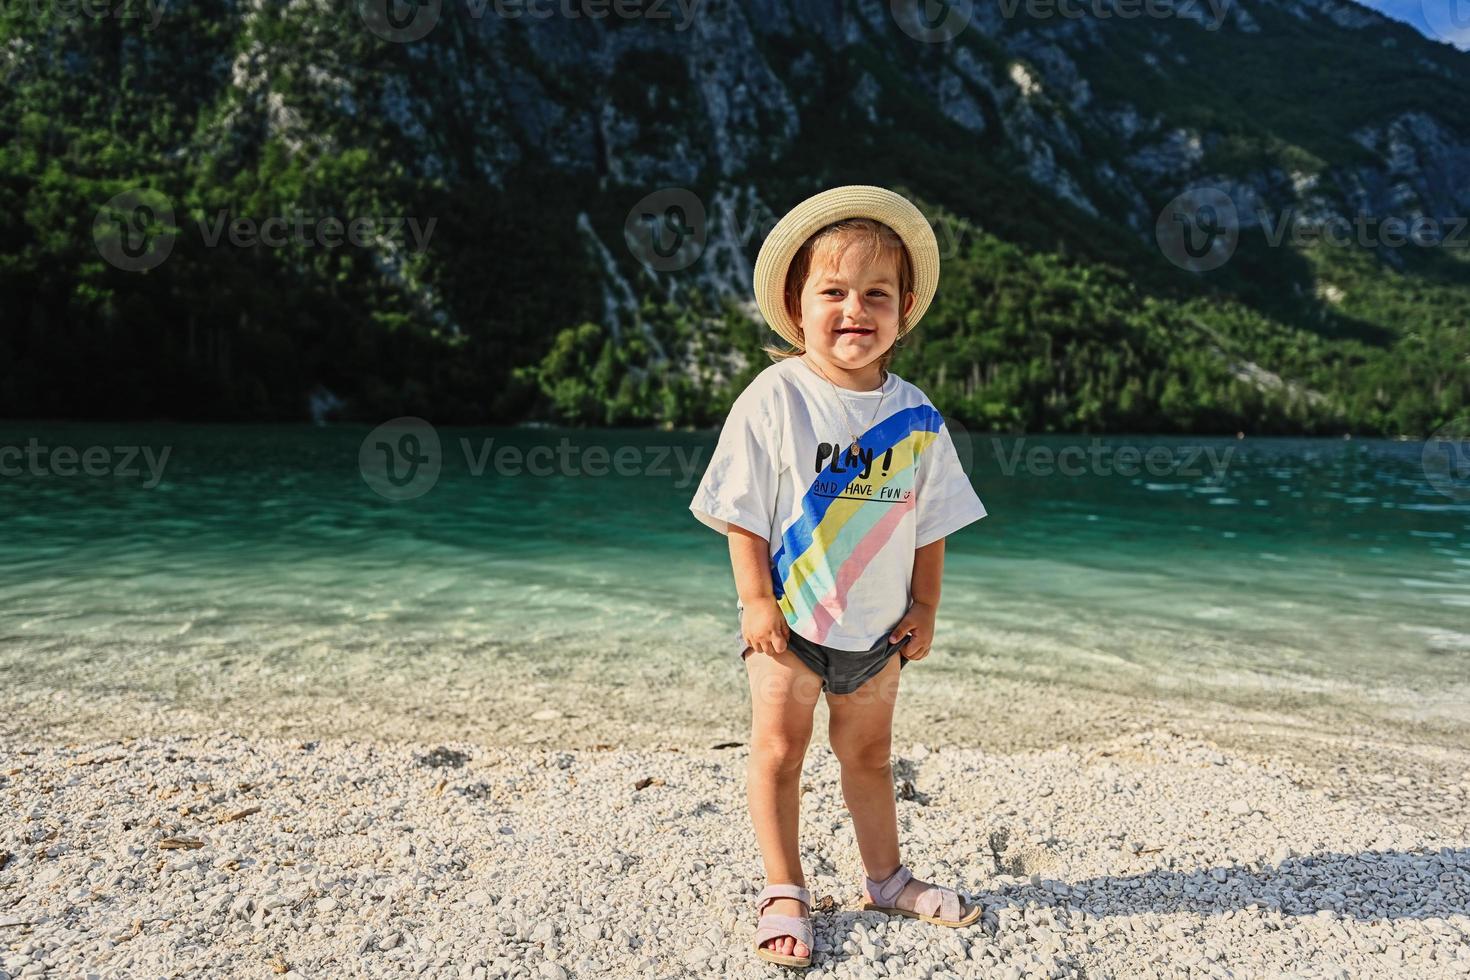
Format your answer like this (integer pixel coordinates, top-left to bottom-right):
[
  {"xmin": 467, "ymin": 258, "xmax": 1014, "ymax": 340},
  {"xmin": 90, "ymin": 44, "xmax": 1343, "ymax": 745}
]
[{"xmin": 760, "ymin": 217, "xmax": 915, "ymax": 376}]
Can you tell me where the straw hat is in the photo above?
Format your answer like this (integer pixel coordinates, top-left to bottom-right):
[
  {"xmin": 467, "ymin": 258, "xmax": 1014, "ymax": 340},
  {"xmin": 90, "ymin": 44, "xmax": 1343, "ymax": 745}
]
[{"xmin": 753, "ymin": 185, "xmax": 940, "ymax": 350}]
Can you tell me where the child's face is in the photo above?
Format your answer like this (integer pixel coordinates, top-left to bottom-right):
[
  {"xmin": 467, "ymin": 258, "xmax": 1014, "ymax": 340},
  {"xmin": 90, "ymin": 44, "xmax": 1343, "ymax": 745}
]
[{"xmin": 797, "ymin": 245, "xmax": 914, "ymax": 375}]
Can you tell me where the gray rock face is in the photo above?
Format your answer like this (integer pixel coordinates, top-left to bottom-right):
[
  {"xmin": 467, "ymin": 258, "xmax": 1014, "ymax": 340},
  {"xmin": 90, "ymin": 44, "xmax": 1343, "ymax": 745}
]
[
  {"xmin": 1350, "ymin": 112, "xmax": 1470, "ymax": 223},
  {"xmin": 200, "ymin": 0, "xmax": 1470, "ymax": 329}
]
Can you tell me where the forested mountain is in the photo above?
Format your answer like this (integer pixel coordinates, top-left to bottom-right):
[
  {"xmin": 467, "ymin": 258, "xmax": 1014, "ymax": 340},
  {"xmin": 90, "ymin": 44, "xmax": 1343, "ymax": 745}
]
[{"xmin": 2, "ymin": 0, "xmax": 1467, "ymax": 433}]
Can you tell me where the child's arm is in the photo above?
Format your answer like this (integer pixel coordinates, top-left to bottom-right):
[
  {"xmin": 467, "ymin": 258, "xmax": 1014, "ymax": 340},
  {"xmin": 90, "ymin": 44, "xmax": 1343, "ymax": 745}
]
[
  {"xmin": 912, "ymin": 538, "xmax": 944, "ymax": 608},
  {"xmin": 729, "ymin": 525, "xmax": 789, "ymax": 655},
  {"xmin": 889, "ymin": 538, "xmax": 944, "ymax": 661}
]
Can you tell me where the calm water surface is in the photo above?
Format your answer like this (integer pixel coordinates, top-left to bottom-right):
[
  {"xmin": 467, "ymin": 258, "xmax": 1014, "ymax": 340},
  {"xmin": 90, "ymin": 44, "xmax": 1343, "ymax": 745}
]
[{"xmin": 1, "ymin": 423, "xmax": 1465, "ymax": 727}]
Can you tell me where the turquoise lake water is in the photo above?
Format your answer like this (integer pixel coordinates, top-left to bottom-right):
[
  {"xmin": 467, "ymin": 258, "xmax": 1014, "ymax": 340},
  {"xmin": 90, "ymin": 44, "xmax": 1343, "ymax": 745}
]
[{"xmin": 1, "ymin": 422, "xmax": 1466, "ymax": 730}]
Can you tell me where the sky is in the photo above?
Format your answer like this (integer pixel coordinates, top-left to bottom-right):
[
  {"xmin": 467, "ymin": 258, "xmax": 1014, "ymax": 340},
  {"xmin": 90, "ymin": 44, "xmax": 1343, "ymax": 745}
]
[{"xmin": 1357, "ymin": 0, "xmax": 1470, "ymax": 50}]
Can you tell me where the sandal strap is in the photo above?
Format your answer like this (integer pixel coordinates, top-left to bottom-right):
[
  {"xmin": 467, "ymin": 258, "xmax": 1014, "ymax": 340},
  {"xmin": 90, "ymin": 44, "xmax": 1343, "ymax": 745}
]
[
  {"xmin": 753, "ymin": 912, "xmax": 813, "ymax": 950},
  {"xmin": 914, "ymin": 884, "xmax": 961, "ymax": 921},
  {"xmin": 756, "ymin": 883, "xmax": 811, "ymax": 911},
  {"xmin": 864, "ymin": 864, "xmax": 912, "ymax": 907}
]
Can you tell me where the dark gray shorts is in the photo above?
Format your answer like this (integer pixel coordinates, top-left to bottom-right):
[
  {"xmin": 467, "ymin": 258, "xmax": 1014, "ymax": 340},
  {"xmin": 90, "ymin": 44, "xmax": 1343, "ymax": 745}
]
[{"xmin": 734, "ymin": 603, "xmax": 909, "ymax": 695}]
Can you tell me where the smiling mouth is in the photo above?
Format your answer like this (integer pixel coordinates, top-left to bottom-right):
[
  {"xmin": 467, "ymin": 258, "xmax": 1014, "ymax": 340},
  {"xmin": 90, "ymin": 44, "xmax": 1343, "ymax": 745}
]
[{"xmin": 834, "ymin": 327, "xmax": 874, "ymax": 336}]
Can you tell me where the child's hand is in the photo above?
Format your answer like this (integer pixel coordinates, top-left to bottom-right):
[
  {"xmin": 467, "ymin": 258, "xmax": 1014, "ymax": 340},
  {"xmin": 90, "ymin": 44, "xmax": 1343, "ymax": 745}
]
[
  {"xmin": 742, "ymin": 598, "xmax": 790, "ymax": 656},
  {"xmin": 889, "ymin": 600, "xmax": 938, "ymax": 661}
]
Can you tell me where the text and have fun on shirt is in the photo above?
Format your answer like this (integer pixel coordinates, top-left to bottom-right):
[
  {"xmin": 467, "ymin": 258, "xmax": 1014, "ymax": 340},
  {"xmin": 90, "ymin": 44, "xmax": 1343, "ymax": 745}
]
[{"xmin": 689, "ymin": 357, "xmax": 987, "ymax": 652}]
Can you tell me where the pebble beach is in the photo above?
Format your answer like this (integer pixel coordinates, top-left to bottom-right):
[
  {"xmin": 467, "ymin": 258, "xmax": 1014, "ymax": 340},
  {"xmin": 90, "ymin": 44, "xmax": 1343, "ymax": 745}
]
[{"xmin": 3, "ymin": 659, "xmax": 1469, "ymax": 980}]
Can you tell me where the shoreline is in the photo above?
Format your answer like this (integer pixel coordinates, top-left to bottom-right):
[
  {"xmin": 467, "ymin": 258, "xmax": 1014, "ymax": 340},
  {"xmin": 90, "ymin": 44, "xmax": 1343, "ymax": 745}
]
[
  {"xmin": 3, "ymin": 669, "xmax": 1469, "ymax": 978},
  {"xmin": 4, "ymin": 639, "xmax": 1467, "ymax": 753}
]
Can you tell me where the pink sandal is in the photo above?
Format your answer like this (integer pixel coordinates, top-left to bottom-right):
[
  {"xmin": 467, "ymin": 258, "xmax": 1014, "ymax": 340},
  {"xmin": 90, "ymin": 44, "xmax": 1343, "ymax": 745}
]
[
  {"xmin": 860, "ymin": 864, "xmax": 981, "ymax": 927},
  {"xmin": 753, "ymin": 883, "xmax": 814, "ymax": 968}
]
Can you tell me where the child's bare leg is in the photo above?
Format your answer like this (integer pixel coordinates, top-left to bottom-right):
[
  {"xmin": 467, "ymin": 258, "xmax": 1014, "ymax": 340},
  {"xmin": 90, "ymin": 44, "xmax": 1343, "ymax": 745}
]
[
  {"xmin": 744, "ymin": 646, "xmax": 822, "ymax": 959},
  {"xmin": 826, "ymin": 653, "xmax": 904, "ymax": 877},
  {"xmin": 827, "ymin": 655, "xmax": 978, "ymax": 917}
]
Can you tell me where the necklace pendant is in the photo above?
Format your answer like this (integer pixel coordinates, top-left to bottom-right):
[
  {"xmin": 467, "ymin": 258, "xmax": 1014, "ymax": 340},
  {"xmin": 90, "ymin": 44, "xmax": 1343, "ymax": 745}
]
[{"xmin": 848, "ymin": 440, "xmax": 861, "ymax": 457}]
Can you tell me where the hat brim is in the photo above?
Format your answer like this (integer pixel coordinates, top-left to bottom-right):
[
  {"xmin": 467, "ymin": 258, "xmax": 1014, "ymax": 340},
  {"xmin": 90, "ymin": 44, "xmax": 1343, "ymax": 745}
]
[{"xmin": 752, "ymin": 185, "xmax": 940, "ymax": 350}]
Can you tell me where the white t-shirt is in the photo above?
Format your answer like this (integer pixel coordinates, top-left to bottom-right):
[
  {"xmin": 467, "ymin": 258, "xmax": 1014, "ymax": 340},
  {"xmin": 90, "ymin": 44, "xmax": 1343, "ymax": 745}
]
[{"xmin": 689, "ymin": 355, "xmax": 987, "ymax": 651}]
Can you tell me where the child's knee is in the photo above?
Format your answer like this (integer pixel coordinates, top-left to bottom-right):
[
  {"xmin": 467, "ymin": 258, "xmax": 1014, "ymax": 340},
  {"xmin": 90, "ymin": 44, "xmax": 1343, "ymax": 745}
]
[
  {"xmin": 831, "ymin": 730, "xmax": 891, "ymax": 772},
  {"xmin": 750, "ymin": 729, "xmax": 811, "ymax": 774}
]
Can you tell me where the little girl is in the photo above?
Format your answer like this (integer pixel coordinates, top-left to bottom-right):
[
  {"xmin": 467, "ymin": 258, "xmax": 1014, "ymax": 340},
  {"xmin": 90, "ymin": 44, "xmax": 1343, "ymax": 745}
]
[{"xmin": 689, "ymin": 185, "xmax": 988, "ymax": 968}]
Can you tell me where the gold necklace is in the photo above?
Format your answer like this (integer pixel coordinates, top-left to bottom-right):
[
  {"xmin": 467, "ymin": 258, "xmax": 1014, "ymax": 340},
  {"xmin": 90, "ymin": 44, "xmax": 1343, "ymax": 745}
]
[{"xmin": 804, "ymin": 355, "xmax": 888, "ymax": 457}]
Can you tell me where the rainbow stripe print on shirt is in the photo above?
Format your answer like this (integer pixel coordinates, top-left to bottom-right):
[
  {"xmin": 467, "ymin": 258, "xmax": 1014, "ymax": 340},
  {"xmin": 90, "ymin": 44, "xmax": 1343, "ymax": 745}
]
[{"xmin": 770, "ymin": 404, "xmax": 944, "ymax": 645}]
